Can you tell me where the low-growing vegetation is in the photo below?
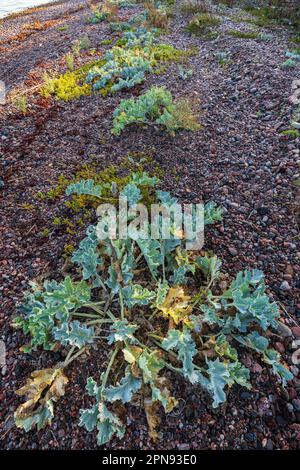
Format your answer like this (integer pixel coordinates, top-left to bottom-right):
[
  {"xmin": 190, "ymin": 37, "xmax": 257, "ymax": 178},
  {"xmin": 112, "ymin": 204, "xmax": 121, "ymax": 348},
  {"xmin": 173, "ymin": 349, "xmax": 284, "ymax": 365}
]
[
  {"xmin": 226, "ymin": 29, "xmax": 258, "ymax": 39},
  {"xmin": 13, "ymin": 177, "xmax": 292, "ymax": 444},
  {"xmin": 40, "ymin": 27, "xmax": 194, "ymax": 101},
  {"xmin": 112, "ymin": 86, "xmax": 201, "ymax": 135},
  {"xmin": 186, "ymin": 12, "xmax": 221, "ymax": 36},
  {"xmin": 181, "ymin": 0, "xmax": 212, "ymax": 16},
  {"xmin": 2, "ymin": 0, "xmax": 299, "ymax": 453}
]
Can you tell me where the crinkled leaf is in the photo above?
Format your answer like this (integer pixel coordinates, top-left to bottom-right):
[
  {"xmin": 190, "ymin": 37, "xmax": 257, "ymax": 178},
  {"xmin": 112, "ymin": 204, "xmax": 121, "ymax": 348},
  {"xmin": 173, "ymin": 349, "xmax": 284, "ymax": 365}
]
[
  {"xmin": 131, "ymin": 172, "xmax": 159, "ymax": 187},
  {"xmin": 206, "ymin": 359, "xmax": 230, "ymax": 408},
  {"xmin": 138, "ymin": 350, "xmax": 164, "ymax": 384},
  {"xmin": 66, "ymin": 179, "xmax": 103, "ymax": 198},
  {"xmin": 153, "ymin": 280, "xmax": 169, "ymax": 308},
  {"xmin": 120, "ymin": 251, "xmax": 136, "ymax": 285},
  {"xmin": 157, "ymin": 286, "xmax": 192, "ymax": 325},
  {"xmin": 234, "ymin": 331, "xmax": 269, "ymax": 353},
  {"xmin": 136, "ymin": 238, "xmax": 162, "ymax": 278},
  {"xmin": 96, "ymin": 402, "xmax": 125, "ymax": 445},
  {"xmin": 151, "ymin": 377, "xmax": 178, "ymax": 413},
  {"xmin": 53, "ymin": 321, "xmax": 94, "ymax": 348},
  {"xmin": 215, "ymin": 334, "xmax": 238, "ymax": 361},
  {"xmin": 104, "ymin": 367, "xmax": 142, "ymax": 403},
  {"xmin": 122, "ymin": 284, "xmax": 156, "ymax": 308},
  {"xmin": 195, "ymin": 255, "xmax": 221, "ymax": 282},
  {"xmin": 263, "ymin": 349, "xmax": 293, "ymax": 385},
  {"xmin": 120, "ymin": 183, "xmax": 142, "ymax": 206},
  {"xmin": 106, "ymin": 265, "xmax": 121, "ymax": 294},
  {"xmin": 200, "ymin": 304, "xmax": 224, "ymax": 327},
  {"xmin": 79, "ymin": 405, "xmax": 99, "ymax": 432},
  {"xmin": 72, "ymin": 228, "xmax": 102, "ymax": 287},
  {"xmin": 162, "ymin": 328, "xmax": 196, "ymax": 381},
  {"xmin": 122, "ymin": 345, "xmax": 143, "ymax": 364},
  {"xmin": 18, "ymin": 277, "xmax": 91, "ymax": 351},
  {"xmin": 107, "ymin": 319, "xmax": 138, "ymax": 345},
  {"xmin": 86, "ymin": 377, "xmax": 100, "ymax": 397},
  {"xmin": 170, "ymin": 264, "xmax": 195, "ymax": 285},
  {"xmin": 204, "ymin": 202, "xmax": 222, "ymax": 225},
  {"xmin": 222, "ymin": 270, "xmax": 279, "ymax": 332},
  {"xmin": 227, "ymin": 361, "xmax": 251, "ymax": 389}
]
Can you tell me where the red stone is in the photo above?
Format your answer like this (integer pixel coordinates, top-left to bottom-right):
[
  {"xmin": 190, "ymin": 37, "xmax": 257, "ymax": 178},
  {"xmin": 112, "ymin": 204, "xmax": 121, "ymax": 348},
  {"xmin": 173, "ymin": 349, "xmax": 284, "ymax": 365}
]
[{"xmin": 292, "ymin": 326, "xmax": 300, "ymax": 338}]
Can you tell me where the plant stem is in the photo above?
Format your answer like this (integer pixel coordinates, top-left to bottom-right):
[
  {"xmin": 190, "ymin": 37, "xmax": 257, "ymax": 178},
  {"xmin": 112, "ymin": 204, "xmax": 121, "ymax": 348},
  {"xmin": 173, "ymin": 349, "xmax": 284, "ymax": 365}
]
[
  {"xmin": 101, "ymin": 346, "xmax": 119, "ymax": 394},
  {"xmin": 148, "ymin": 332, "xmax": 164, "ymax": 340},
  {"xmin": 72, "ymin": 312, "xmax": 104, "ymax": 319},
  {"xmin": 119, "ymin": 290, "xmax": 125, "ymax": 320},
  {"xmin": 63, "ymin": 346, "xmax": 86, "ymax": 368},
  {"xmin": 86, "ymin": 319, "xmax": 113, "ymax": 326},
  {"xmin": 86, "ymin": 304, "xmax": 106, "ymax": 316},
  {"xmin": 64, "ymin": 346, "xmax": 76, "ymax": 366},
  {"xmin": 107, "ymin": 310, "xmax": 117, "ymax": 321}
]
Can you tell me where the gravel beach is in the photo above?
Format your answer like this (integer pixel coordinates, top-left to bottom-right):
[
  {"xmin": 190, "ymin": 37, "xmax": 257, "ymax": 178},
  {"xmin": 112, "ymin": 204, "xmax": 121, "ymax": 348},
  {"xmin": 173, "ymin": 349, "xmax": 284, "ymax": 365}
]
[{"xmin": 0, "ymin": 0, "xmax": 300, "ymax": 450}]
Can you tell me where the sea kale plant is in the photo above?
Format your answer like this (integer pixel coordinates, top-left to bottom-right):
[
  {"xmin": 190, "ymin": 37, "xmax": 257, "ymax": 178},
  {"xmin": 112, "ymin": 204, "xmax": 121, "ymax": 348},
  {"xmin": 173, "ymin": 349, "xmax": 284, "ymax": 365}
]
[
  {"xmin": 86, "ymin": 46, "xmax": 153, "ymax": 93},
  {"xmin": 13, "ymin": 173, "xmax": 292, "ymax": 444},
  {"xmin": 86, "ymin": 31, "xmax": 187, "ymax": 94},
  {"xmin": 112, "ymin": 86, "xmax": 201, "ymax": 135}
]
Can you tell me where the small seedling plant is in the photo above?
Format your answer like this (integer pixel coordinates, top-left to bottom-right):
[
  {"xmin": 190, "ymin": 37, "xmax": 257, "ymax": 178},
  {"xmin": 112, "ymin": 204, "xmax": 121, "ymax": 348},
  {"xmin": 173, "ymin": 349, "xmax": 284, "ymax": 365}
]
[{"xmin": 13, "ymin": 174, "xmax": 292, "ymax": 444}]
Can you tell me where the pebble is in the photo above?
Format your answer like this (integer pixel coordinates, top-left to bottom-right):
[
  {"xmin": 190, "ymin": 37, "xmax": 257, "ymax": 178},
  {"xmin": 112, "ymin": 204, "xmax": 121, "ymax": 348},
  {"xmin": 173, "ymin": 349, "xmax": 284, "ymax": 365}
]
[
  {"xmin": 245, "ymin": 432, "xmax": 257, "ymax": 442},
  {"xmin": 241, "ymin": 391, "xmax": 252, "ymax": 400},
  {"xmin": 252, "ymin": 363, "xmax": 263, "ymax": 374},
  {"xmin": 275, "ymin": 342, "xmax": 285, "ymax": 354},
  {"xmin": 177, "ymin": 444, "xmax": 190, "ymax": 450},
  {"xmin": 287, "ymin": 403, "xmax": 294, "ymax": 413},
  {"xmin": 292, "ymin": 327, "xmax": 300, "ymax": 338},
  {"xmin": 228, "ymin": 246, "xmax": 238, "ymax": 256},
  {"xmin": 266, "ymin": 439, "xmax": 273, "ymax": 450},
  {"xmin": 292, "ymin": 399, "xmax": 300, "ymax": 412},
  {"xmin": 277, "ymin": 322, "xmax": 292, "ymax": 337},
  {"xmin": 276, "ymin": 415, "xmax": 288, "ymax": 427},
  {"xmin": 264, "ymin": 101, "xmax": 277, "ymax": 110},
  {"xmin": 280, "ymin": 281, "xmax": 291, "ymax": 291}
]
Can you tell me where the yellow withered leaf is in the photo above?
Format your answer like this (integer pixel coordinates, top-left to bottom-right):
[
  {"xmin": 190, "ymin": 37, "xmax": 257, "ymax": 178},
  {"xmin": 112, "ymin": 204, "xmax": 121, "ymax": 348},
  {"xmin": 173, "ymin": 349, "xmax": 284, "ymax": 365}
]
[
  {"xmin": 157, "ymin": 286, "xmax": 192, "ymax": 325},
  {"xmin": 122, "ymin": 345, "xmax": 143, "ymax": 364},
  {"xmin": 15, "ymin": 368, "xmax": 68, "ymax": 432}
]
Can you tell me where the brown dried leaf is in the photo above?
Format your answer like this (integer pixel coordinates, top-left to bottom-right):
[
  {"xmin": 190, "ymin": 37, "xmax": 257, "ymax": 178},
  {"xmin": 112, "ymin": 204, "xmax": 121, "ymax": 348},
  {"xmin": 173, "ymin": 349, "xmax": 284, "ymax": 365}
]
[
  {"xmin": 144, "ymin": 399, "xmax": 161, "ymax": 441},
  {"xmin": 15, "ymin": 368, "xmax": 68, "ymax": 431}
]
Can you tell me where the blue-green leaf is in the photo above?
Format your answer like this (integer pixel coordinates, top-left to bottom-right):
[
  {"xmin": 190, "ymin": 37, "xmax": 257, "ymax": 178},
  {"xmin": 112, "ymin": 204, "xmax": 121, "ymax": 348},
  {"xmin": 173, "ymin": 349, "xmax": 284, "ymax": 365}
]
[
  {"xmin": 66, "ymin": 179, "xmax": 103, "ymax": 198},
  {"xmin": 204, "ymin": 202, "xmax": 222, "ymax": 225},
  {"xmin": 195, "ymin": 255, "xmax": 221, "ymax": 281},
  {"xmin": 104, "ymin": 367, "xmax": 142, "ymax": 403},
  {"xmin": 96, "ymin": 402, "xmax": 125, "ymax": 445},
  {"xmin": 136, "ymin": 239, "xmax": 162, "ymax": 278},
  {"xmin": 53, "ymin": 321, "xmax": 94, "ymax": 348},
  {"xmin": 107, "ymin": 319, "xmax": 138, "ymax": 345},
  {"xmin": 122, "ymin": 284, "xmax": 156, "ymax": 307},
  {"xmin": 162, "ymin": 329, "xmax": 197, "ymax": 382},
  {"xmin": 131, "ymin": 172, "xmax": 159, "ymax": 187},
  {"xmin": 120, "ymin": 183, "xmax": 142, "ymax": 206},
  {"xmin": 263, "ymin": 349, "xmax": 293, "ymax": 385},
  {"xmin": 79, "ymin": 405, "xmax": 99, "ymax": 432},
  {"xmin": 206, "ymin": 359, "xmax": 230, "ymax": 408}
]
